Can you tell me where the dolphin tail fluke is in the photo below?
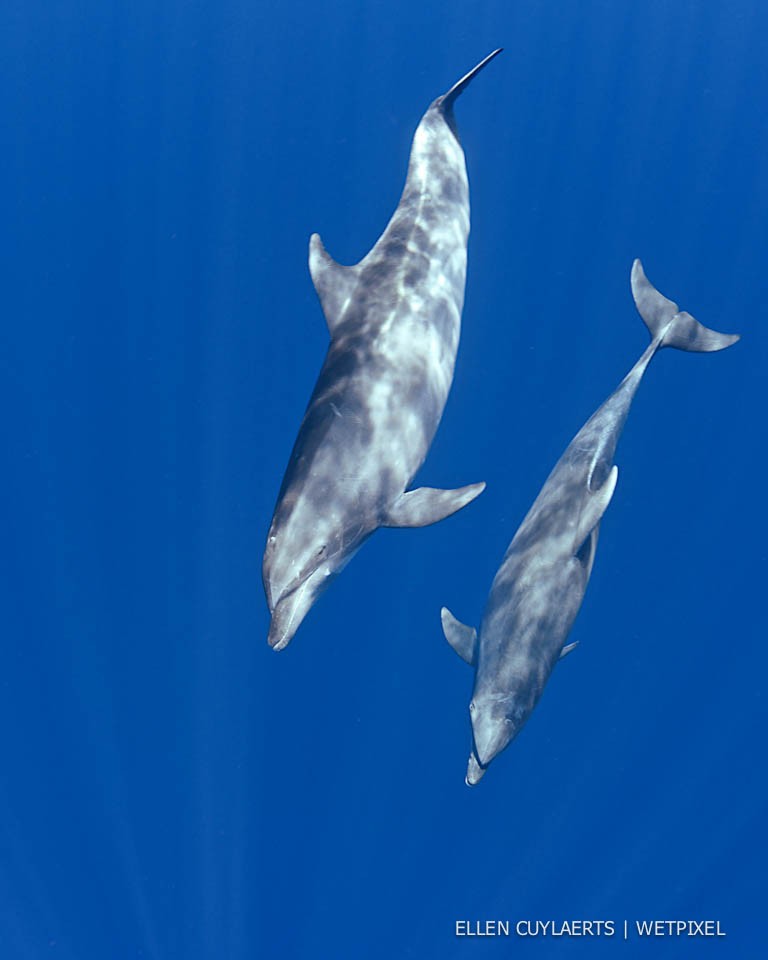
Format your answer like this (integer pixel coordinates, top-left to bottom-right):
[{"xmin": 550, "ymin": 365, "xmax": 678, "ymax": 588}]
[
  {"xmin": 440, "ymin": 607, "xmax": 477, "ymax": 665},
  {"xmin": 384, "ymin": 482, "xmax": 485, "ymax": 528},
  {"xmin": 631, "ymin": 260, "xmax": 740, "ymax": 352}
]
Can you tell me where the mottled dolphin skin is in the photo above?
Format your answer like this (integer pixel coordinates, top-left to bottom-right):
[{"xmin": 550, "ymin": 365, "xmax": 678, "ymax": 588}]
[
  {"xmin": 263, "ymin": 50, "xmax": 502, "ymax": 651},
  {"xmin": 442, "ymin": 261, "xmax": 739, "ymax": 784}
]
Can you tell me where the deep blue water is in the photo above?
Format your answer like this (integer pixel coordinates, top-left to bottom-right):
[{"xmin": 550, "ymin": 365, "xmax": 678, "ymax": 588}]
[{"xmin": 1, "ymin": 1, "xmax": 766, "ymax": 957}]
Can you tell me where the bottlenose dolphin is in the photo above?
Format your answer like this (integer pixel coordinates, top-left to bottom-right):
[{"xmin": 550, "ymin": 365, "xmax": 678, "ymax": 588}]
[
  {"xmin": 264, "ymin": 50, "xmax": 502, "ymax": 651},
  {"xmin": 442, "ymin": 261, "xmax": 739, "ymax": 784}
]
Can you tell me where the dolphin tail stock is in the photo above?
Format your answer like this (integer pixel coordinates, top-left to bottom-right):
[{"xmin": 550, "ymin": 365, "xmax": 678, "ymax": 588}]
[{"xmin": 631, "ymin": 260, "xmax": 740, "ymax": 353}]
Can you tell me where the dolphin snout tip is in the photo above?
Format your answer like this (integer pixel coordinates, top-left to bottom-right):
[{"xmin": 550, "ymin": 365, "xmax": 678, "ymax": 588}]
[
  {"xmin": 268, "ymin": 630, "xmax": 290, "ymax": 652},
  {"xmin": 267, "ymin": 610, "xmax": 295, "ymax": 652},
  {"xmin": 266, "ymin": 583, "xmax": 315, "ymax": 651},
  {"xmin": 465, "ymin": 752, "xmax": 486, "ymax": 786}
]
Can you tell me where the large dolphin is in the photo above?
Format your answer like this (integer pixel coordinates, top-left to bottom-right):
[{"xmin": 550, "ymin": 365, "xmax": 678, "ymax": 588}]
[
  {"xmin": 263, "ymin": 50, "xmax": 502, "ymax": 651},
  {"xmin": 442, "ymin": 261, "xmax": 739, "ymax": 784}
]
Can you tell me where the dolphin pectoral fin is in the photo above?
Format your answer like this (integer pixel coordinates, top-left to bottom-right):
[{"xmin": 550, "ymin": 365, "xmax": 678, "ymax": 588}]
[
  {"xmin": 575, "ymin": 525, "xmax": 599, "ymax": 578},
  {"xmin": 440, "ymin": 607, "xmax": 477, "ymax": 665},
  {"xmin": 559, "ymin": 641, "xmax": 579, "ymax": 660},
  {"xmin": 308, "ymin": 233, "xmax": 359, "ymax": 335},
  {"xmin": 573, "ymin": 466, "xmax": 618, "ymax": 556},
  {"xmin": 384, "ymin": 483, "xmax": 486, "ymax": 529}
]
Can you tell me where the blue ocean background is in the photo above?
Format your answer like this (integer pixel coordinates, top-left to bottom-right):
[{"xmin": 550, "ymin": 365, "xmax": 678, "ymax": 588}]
[{"xmin": 1, "ymin": 1, "xmax": 765, "ymax": 957}]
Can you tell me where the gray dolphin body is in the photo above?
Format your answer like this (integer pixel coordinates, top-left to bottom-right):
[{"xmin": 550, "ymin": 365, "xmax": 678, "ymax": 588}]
[
  {"xmin": 442, "ymin": 261, "xmax": 739, "ymax": 784},
  {"xmin": 263, "ymin": 50, "xmax": 501, "ymax": 651}
]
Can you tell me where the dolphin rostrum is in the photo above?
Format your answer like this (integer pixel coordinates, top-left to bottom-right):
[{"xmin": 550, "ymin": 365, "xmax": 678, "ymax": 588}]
[
  {"xmin": 442, "ymin": 261, "xmax": 739, "ymax": 784},
  {"xmin": 263, "ymin": 50, "xmax": 502, "ymax": 651}
]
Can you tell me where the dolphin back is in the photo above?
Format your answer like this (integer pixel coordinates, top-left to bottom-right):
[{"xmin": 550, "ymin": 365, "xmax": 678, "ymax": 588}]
[{"xmin": 631, "ymin": 260, "xmax": 740, "ymax": 352}]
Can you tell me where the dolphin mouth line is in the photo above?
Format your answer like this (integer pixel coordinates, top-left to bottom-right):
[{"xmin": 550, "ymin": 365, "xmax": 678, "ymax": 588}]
[
  {"xmin": 269, "ymin": 556, "xmax": 330, "ymax": 618},
  {"xmin": 269, "ymin": 580, "xmax": 311, "ymax": 651},
  {"xmin": 465, "ymin": 750, "xmax": 488, "ymax": 786},
  {"xmin": 269, "ymin": 529, "xmax": 364, "ymax": 615},
  {"xmin": 471, "ymin": 713, "xmax": 513, "ymax": 768}
]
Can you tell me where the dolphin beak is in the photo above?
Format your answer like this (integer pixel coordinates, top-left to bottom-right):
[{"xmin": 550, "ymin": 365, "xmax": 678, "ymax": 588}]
[
  {"xmin": 470, "ymin": 704, "xmax": 511, "ymax": 768},
  {"xmin": 267, "ymin": 580, "xmax": 314, "ymax": 651},
  {"xmin": 465, "ymin": 751, "xmax": 487, "ymax": 786}
]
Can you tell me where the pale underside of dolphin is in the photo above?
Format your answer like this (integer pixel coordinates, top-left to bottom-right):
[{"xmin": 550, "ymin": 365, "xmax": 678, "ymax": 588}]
[
  {"xmin": 263, "ymin": 49, "xmax": 502, "ymax": 651},
  {"xmin": 442, "ymin": 261, "xmax": 739, "ymax": 785}
]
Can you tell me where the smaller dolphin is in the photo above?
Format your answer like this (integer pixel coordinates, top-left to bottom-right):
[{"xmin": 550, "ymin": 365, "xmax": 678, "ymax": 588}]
[{"xmin": 442, "ymin": 261, "xmax": 739, "ymax": 785}]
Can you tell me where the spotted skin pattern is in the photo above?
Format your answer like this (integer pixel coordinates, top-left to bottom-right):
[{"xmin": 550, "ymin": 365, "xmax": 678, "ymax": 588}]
[
  {"xmin": 263, "ymin": 51, "xmax": 501, "ymax": 651},
  {"xmin": 443, "ymin": 262, "xmax": 739, "ymax": 785}
]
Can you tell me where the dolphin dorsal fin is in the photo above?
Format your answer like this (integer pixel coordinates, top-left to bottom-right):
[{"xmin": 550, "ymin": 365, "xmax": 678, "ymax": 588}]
[
  {"xmin": 440, "ymin": 607, "xmax": 477, "ymax": 665},
  {"xmin": 308, "ymin": 233, "xmax": 359, "ymax": 336}
]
